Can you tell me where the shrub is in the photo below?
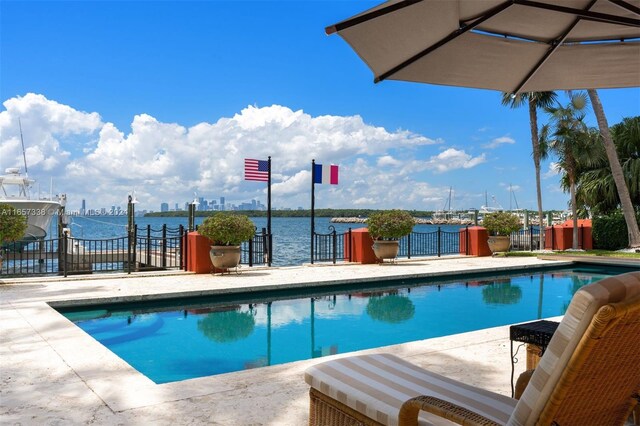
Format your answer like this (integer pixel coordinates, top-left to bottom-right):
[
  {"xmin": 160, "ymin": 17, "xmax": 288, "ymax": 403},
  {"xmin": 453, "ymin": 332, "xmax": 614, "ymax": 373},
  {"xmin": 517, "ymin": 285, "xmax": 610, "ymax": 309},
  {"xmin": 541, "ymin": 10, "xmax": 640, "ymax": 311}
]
[
  {"xmin": 0, "ymin": 203, "xmax": 28, "ymax": 244},
  {"xmin": 482, "ymin": 212, "xmax": 522, "ymax": 236},
  {"xmin": 367, "ymin": 210, "xmax": 415, "ymax": 240},
  {"xmin": 198, "ymin": 213, "xmax": 255, "ymax": 246},
  {"xmin": 592, "ymin": 210, "xmax": 640, "ymax": 250}
]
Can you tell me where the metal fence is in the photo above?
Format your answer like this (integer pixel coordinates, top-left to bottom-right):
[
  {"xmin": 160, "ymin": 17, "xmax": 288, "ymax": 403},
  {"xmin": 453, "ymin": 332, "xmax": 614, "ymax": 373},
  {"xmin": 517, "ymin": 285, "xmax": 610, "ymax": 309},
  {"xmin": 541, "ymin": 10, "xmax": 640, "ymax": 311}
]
[
  {"xmin": 1, "ymin": 223, "xmax": 274, "ymax": 277},
  {"xmin": 510, "ymin": 226, "xmax": 541, "ymax": 251},
  {"xmin": 311, "ymin": 226, "xmax": 466, "ymax": 264},
  {"xmin": 398, "ymin": 227, "xmax": 465, "ymax": 258},
  {"xmin": 1, "ymin": 225, "xmax": 187, "ymax": 277},
  {"xmin": 312, "ymin": 226, "xmax": 352, "ymax": 264},
  {"xmin": 241, "ymin": 228, "xmax": 271, "ymax": 266}
]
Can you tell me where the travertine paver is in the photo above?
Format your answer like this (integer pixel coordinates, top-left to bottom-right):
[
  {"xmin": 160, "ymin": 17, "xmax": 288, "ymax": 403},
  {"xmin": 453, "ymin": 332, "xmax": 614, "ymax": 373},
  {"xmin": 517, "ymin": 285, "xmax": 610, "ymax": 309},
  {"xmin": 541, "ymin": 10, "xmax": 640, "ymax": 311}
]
[{"xmin": 1, "ymin": 256, "xmax": 572, "ymax": 425}]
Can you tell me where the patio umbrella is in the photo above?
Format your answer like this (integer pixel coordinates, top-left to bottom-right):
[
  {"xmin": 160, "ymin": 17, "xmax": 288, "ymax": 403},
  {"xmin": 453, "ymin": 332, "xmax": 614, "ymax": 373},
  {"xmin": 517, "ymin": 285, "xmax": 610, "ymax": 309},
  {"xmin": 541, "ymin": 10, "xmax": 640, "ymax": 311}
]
[
  {"xmin": 326, "ymin": 0, "xmax": 640, "ymax": 248},
  {"xmin": 325, "ymin": 0, "xmax": 639, "ymax": 94}
]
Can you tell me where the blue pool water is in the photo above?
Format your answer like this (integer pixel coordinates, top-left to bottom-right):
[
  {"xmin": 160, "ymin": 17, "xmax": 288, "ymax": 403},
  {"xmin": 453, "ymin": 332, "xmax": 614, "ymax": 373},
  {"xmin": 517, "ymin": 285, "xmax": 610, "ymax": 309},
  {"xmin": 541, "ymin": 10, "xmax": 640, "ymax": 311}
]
[{"xmin": 58, "ymin": 265, "xmax": 633, "ymax": 384}]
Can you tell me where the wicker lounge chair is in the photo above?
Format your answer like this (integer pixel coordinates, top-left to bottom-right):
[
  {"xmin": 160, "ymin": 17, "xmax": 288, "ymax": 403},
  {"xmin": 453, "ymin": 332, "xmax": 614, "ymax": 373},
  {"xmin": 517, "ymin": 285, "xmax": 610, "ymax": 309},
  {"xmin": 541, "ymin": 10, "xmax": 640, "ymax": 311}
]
[{"xmin": 305, "ymin": 271, "xmax": 640, "ymax": 426}]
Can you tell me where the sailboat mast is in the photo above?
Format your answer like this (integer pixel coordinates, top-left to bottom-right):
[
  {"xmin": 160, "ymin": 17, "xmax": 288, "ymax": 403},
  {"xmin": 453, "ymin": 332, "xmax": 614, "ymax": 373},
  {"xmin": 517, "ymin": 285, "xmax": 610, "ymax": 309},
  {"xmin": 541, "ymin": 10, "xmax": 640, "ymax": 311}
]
[{"xmin": 18, "ymin": 118, "xmax": 29, "ymax": 176}]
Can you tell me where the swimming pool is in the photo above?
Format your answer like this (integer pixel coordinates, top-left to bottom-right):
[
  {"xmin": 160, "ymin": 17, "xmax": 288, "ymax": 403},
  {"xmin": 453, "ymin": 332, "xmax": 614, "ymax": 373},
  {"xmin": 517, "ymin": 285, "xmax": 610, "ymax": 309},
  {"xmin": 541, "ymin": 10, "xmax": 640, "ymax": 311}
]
[{"xmin": 57, "ymin": 265, "xmax": 634, "ymax": 384}]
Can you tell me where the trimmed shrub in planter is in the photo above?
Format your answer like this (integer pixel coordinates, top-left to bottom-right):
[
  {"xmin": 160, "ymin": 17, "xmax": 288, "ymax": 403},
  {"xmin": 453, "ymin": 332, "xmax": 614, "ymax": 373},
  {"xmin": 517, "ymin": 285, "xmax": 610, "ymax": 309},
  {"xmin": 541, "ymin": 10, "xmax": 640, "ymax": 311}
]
[{"xmin": 482, "ymin": 212, "xmax": 522, "ymax": 236}]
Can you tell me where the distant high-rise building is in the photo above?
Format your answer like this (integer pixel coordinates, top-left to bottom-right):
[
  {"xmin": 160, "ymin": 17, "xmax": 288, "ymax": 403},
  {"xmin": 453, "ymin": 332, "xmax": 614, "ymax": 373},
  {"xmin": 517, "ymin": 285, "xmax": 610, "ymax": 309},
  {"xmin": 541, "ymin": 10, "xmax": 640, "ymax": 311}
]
[
  {"xmin": 198, "ymin": 197, "xmax": 205, "ymax": 211},
  {"xmin": 160, "ymin": 203, "xmax": 169, "ymax": 212},
  {"xmin": 174, "ymin": 203, "xmax": 179, "ymax": 211},
  {"xmin": 81, "ymin": 199, "xmax": 86, "ymax": 215},
  {"xmin": 220, "ymin": 197, "xmax": 225, "ymax": 210}
]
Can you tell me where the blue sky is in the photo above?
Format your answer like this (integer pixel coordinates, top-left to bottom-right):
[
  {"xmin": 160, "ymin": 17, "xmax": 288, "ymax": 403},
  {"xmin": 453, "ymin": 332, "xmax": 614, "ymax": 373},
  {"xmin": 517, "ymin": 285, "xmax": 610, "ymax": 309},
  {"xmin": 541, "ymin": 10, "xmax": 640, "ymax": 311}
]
[{"xmin": 1, "ymin": 1, "xmax": 639, "ymax": 213}]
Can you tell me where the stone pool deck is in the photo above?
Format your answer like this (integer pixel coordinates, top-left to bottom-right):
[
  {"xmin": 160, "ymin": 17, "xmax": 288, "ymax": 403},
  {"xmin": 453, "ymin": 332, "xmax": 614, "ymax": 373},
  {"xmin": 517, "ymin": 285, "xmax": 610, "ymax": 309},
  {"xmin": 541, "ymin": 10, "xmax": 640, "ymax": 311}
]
[{"xmin": 1, "ymin": 256, "xmax": 588, "ymax": 425}]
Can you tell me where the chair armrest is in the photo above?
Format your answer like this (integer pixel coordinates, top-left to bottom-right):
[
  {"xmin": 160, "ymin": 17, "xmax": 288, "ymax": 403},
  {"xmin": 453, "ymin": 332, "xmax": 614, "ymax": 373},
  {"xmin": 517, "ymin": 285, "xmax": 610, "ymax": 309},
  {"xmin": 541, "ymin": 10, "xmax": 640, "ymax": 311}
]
[
  {"xmin": 399, "ymin": 395, "xmax": 500, "ymax": 426},
  {"xmin": 515, "ymin": 369, "xmax": 535, "ymax": 400}
]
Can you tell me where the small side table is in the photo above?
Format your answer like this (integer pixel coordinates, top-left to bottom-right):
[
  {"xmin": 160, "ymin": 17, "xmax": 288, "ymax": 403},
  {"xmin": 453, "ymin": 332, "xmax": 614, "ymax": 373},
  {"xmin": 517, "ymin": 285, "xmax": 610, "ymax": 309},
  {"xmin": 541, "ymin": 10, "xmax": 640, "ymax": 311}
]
[{"xmin": 509, "ymin": 320, "xmax": 559, "ymax": 397}]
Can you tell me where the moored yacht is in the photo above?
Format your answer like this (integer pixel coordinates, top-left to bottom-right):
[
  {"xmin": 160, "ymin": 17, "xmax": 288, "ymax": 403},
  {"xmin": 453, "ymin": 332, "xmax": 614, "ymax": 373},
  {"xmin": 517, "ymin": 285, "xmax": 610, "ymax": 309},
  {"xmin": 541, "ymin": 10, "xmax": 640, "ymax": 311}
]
[{"xmin": 0, "ymin": 167, "xmax": 64, "ymax": 243}]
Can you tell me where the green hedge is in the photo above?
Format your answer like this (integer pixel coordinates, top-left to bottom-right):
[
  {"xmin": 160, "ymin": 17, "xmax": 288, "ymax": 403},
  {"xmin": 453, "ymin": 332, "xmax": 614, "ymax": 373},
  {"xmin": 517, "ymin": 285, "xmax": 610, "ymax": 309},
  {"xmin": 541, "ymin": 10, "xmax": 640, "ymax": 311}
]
[{"xmin": 592, "ymin": 210, "xmax": 640, "ymax": 250}]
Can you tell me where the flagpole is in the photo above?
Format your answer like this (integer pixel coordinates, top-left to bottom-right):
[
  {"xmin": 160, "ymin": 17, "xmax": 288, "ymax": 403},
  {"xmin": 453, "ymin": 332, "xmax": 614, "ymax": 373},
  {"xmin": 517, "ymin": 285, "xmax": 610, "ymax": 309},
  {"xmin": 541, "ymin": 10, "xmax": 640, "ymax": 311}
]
[
  {"xmin": 267, "ymin": 156, "xmax": 272, "ymax": 266},
  {"xmin": 311, "ymin": 159, "xmax": 315, "ymax": 264}
]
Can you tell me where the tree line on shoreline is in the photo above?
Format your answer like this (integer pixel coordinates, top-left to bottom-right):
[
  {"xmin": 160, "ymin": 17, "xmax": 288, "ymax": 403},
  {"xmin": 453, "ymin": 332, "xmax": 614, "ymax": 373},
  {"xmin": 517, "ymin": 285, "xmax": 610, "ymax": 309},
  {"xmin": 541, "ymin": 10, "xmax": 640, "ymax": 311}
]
[
  {"xmin": 144, "ymin": 208, "xmax": 569, "ymax": 219},
  {"xmin": 145, "ymin": 209, "xmax": 434, "ymax": 218}
]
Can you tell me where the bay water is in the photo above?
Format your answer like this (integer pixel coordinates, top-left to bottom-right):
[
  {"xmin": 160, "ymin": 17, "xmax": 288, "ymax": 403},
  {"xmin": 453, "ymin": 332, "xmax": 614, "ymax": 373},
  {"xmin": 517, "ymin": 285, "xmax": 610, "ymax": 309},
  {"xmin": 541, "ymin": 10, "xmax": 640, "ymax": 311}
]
[{"xmin": 62, "ymin": 216, "xmax": 463, "ymax": 266}]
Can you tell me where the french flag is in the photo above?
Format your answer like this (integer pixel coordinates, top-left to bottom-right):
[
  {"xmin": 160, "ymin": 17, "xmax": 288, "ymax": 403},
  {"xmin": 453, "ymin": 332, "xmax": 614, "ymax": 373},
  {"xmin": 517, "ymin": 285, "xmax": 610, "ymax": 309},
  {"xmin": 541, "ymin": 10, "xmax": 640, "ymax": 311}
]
[{"xmin": 313, "ymin": 163, "xmax": 339, "ymax": 185}]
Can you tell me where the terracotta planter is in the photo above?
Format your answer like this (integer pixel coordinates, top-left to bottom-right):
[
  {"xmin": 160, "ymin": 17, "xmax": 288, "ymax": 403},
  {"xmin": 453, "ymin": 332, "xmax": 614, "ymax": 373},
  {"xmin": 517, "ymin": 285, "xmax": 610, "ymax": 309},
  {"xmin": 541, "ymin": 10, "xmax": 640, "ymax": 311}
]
[
  {"xmin": 209, "ymin": 245, "xmax": 241, "ymax": 269},
  {"xmin": 372, "ymin": 240, "xmax": 399, "ymax": 261},
  {"xmin": 487, "ymin": 236, "xmax": 511, "ymax": 253}
]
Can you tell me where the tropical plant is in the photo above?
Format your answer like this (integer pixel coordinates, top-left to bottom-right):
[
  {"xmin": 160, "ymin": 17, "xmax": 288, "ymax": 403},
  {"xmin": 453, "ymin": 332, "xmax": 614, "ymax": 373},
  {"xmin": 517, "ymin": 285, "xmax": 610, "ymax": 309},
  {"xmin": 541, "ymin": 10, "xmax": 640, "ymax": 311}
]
[
  {"xmin": 482, "ymin": 212, "xmax": 522, "ymax": 236},
  {"xmin": 501, "ymin": 91, "xmax": 557, "ymax": 249},
  {"xmin": 366, "ymin": 210, "xmax": 415, "ymax": 240},
  {"xmin": 541, "ymin": 92, "xmax": 596, "ymax": 249},
  {"xmin": 592, "ymin": 210, "xmax": 640, "ymax": 250},
  {"xmin": 571, "ymin": 116, "xmax": 640, "ymax": 215},
  {"xmin": 198, "ymin": 212, "xmax": 255, "ymax": 246},
  {"xmin": 0, "ymin": 203, "xmax": 28, "ymax": 244},
  {"xmin": 587, "ymin": 89, "xmax": 640, "ymax": 248}
]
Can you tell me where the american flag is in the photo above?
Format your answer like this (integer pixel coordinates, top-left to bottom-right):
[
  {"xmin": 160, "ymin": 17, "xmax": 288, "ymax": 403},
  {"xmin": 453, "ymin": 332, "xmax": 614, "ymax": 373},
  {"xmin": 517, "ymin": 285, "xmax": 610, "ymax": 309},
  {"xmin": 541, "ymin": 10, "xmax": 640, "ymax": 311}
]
[{"xmin": 244, "ymin": 158, "xmax": 269, "ymax": 182}]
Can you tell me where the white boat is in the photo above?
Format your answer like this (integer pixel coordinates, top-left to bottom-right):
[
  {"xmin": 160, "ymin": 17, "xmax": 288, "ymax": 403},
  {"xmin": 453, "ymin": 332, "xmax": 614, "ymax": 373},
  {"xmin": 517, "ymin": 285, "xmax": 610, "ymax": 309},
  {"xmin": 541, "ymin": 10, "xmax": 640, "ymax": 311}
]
[
  {"xmin": 479, "ymin": 191, "xmax": 504, "ymax": 215},
  {"xmin": 0, "ymin": 168, "xmax": 63, "ymax": 243}
]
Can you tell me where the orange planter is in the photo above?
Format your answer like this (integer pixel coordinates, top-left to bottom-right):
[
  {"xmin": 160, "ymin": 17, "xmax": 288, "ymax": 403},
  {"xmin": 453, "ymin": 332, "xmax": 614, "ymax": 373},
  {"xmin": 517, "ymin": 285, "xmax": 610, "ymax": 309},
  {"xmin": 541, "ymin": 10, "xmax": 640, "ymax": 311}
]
[
  {"xmin": 187, "ymin": 232, "xmax": 227, "ymax": 274},
  {"xmin": 459, "ymin": 226, "xmax": 492, "ymax": 257},
  {"xmin": 545, "ymin": 219, "xmax": 592, "ymax": 250},
  {"xmin": 346, "ymin": 228, "xmax": 380, "ymax": 264}
]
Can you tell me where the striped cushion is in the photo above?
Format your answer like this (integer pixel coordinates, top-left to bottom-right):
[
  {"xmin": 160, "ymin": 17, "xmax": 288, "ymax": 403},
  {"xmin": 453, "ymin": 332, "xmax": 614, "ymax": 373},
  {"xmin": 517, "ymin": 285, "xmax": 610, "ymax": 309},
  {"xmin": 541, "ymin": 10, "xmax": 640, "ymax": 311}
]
[
  {"xmin": 305, "ymin": 353, "xmax": 517, "ymax": 426},
  {"xmin": 508, "ymin": 271, "xmax": 640, "ymax": 426}
]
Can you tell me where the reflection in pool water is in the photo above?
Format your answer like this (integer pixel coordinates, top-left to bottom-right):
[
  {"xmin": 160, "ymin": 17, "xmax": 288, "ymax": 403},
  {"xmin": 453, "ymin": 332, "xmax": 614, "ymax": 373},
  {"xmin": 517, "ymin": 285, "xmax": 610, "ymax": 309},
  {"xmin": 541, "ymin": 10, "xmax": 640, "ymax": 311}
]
[{"xmin": 60, "ymin": 265, "xmax": 629, "ymax": 383}]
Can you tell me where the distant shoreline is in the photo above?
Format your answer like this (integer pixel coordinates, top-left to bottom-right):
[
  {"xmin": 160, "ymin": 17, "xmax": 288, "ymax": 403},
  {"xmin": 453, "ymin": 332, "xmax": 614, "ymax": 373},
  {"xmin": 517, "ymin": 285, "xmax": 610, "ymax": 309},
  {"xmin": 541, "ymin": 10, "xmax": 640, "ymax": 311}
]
[{"xmin": 144, "ymin": 209, "xmax": 436, "ymax": 218}]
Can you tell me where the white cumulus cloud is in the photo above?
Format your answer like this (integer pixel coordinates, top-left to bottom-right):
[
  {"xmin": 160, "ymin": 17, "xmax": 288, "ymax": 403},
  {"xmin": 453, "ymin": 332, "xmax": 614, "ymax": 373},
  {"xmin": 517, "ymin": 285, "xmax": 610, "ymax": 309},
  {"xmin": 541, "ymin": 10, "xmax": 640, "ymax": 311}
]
[
  {"xmin": 423, "ymin": 149, "xmax": 486, "ymax": 174},
  {"xmin": 483, "ymin": 136, "xmax": 515, "ymax": 149},
  {"xmin": 1, "ymin": 93, "xmax": 480, "ymax": 211}
]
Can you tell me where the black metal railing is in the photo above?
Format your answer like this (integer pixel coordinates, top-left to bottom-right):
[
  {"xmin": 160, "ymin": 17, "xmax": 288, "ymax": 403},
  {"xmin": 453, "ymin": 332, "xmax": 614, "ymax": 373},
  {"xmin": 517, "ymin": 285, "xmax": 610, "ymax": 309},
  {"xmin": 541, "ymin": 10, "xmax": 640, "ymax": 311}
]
[
  {"xmin": 240, "ymin": 228, "xmax": 271, "ymax": 266},
  {"xmin": 312, "ymin": 226, "xmax": 352, "ymax": 264},
  {"xmin": 510, "ymin": 226, "xmax": 541, "ymax": 251},
  {"xmin": 1, "ymin": 225, "xmax": 187, "ymax": 277},
  {"xmin": 311, "ymin": 227, "xmax": 464, "ymax": 263},
  {"xmin": 134, "ymin": 227, "xmax": 184, "ymax": 272},
  {"xmin": 398, "ymin": 227, "xmax": 464, "ymax": 258}
]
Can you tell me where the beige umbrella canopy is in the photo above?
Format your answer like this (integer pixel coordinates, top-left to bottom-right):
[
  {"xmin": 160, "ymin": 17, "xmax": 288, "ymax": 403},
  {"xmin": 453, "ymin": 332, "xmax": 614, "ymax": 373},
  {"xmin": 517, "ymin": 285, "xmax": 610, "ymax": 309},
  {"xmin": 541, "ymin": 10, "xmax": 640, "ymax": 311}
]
[{"xmin": 326, "ymin": 0, "xmax": 640, "ymax": 94}]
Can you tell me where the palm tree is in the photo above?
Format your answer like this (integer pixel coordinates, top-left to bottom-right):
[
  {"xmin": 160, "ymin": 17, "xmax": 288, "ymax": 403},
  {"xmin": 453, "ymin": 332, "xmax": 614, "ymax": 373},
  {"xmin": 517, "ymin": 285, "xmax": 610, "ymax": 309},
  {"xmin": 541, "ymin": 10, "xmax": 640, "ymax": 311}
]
[
  {"xmin": 501, "ymin": 91, "xmax": 557, "ymax": 250},
  {"xmin": 542, "ymin": 92, "xmax": 594, "ymax": 249},
  {"xmin": 588, "ymin": 90, "xmax": 640, "ymax": 248},
  {"xmin": 558, "ymin": 128, "xmax": 603, "ymax": 218},
  {"xmin": 572, "ymin": 117, "xmax": 639, "ymax": 215}
]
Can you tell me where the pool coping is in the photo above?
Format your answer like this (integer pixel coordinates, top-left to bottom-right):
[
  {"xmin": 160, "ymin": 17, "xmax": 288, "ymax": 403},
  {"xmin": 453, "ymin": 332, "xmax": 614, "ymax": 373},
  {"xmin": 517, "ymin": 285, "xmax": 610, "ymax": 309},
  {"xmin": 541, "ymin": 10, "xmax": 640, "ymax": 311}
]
[{"xmin": 46, "ymin": 260, "xmax": 578, "ymax": 308}]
